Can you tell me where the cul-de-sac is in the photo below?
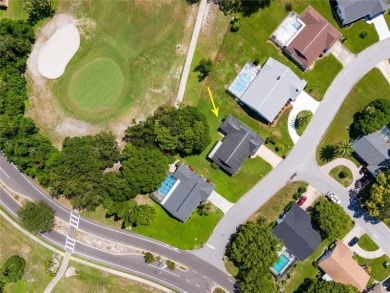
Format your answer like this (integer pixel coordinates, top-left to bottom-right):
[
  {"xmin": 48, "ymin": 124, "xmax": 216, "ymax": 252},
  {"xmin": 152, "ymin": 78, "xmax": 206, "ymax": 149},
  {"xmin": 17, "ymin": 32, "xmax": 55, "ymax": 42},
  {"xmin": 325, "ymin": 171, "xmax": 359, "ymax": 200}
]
[{"xmin": 0, "ymin": 0, "xmax": 389, "ymax": 292}]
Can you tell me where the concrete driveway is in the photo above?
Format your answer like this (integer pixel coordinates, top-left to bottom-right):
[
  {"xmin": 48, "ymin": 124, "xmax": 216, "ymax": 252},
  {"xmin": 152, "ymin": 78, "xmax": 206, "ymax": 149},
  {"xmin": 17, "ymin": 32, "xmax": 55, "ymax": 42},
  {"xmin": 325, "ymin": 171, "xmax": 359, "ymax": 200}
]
[
  {"xmin": 208, "ymin": 191, "xmax": 234, "ymax": 213},
  {"xmin": 367, "ymin": 14, "xmax": 390, "ymax": 41},
  {"xmin": 288, "ymin": 91, "xmax": 320, "ymax": 144},
  {"xmin": 254, "ymin": 145, "xmax": 283, "ymax": 168},
  {"xmin": 330, "ymin": 41, "xmax": 356, "ymax": 66}
]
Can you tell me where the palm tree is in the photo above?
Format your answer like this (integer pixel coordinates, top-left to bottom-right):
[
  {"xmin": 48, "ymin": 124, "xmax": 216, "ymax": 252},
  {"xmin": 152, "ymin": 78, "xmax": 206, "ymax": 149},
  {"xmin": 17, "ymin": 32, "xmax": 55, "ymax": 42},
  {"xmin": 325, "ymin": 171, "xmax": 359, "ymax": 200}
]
[
  {"xmin": 335, "ymin": 140, "xmax": 354, "ymax": 157},
  {"xmin": 300, "ymin": 111, "xmax": 313, "ymax": 124}
]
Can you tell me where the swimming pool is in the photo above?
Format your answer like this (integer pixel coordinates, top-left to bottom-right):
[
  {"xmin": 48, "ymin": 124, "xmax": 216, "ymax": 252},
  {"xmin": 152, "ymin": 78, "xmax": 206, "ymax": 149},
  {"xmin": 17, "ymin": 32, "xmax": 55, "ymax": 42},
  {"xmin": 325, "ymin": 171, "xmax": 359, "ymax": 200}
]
[
  {"xmin": 157, "ymin": 176, "xmax": 176, "ymax": 196},
  {"xmin": 273, "ymin": 254, "xmax": 289, "ymax": 273}
]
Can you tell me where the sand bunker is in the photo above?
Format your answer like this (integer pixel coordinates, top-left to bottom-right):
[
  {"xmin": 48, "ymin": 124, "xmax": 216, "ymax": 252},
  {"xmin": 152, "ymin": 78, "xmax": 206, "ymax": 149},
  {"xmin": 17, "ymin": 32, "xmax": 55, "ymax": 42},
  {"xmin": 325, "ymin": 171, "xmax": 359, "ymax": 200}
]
[{"xmin": 37, "ymin": 24, "xmax": 80, "ymax": 79}]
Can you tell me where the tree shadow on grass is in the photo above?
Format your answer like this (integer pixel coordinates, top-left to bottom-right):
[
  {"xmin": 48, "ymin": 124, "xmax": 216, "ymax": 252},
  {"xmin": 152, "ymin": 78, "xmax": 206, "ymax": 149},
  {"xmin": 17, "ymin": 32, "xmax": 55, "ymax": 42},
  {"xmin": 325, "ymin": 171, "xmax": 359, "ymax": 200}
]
[{"xmin": 319, "ymin": 145, "xmax": 336, "ymax": 162}]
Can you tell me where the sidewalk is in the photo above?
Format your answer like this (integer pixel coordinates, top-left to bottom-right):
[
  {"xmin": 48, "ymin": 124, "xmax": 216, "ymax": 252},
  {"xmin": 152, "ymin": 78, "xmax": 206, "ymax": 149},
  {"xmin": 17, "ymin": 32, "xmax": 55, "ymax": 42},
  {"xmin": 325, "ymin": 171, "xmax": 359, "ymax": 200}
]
[{"xmin": 175, "ymin": 0, "xmax": 208, "ymax": 106}]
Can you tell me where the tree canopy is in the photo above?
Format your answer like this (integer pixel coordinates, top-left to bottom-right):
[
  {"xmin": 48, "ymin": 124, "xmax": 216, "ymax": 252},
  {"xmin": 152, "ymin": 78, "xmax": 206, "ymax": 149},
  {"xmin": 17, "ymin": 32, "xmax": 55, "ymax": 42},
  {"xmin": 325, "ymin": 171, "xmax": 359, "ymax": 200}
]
[
  {"xmin": 18, "ymin": 200, "xmax": 55, "ymax": 234},
  {"xmin": 226, "ymin": 220, "xmax": 280, "ymax": 293},
  {"xmin": 125, "ymin": 106, "xmax": 210, "ymax": 156},
  {"xmin": 349, "ymin": 99, "xmax": 390, "ymax": 138},
  {"xmin": 295, "ymin": 278, "xmax": 359, "ymax": 293},
  {"xmin": 194, "ymin": 58, "xmax": 213, "ymax": 81},
  {"xmin": 0, "ymin": 255, "xmax": 26, "ymax": 284},
  {"xmin": 364, "ymin": 170, "xmax": 389, "ymax": 219},
  {"xmin": 217, "ymin": 0, "xmax": 271, "ymax": 16},
  {"xmin": 24, "ymin": 0, "xmax": 55, "ymax": 25},
  {"xmin": 310, "ymin": 200, "xmax": 352, "ymax": 240}
]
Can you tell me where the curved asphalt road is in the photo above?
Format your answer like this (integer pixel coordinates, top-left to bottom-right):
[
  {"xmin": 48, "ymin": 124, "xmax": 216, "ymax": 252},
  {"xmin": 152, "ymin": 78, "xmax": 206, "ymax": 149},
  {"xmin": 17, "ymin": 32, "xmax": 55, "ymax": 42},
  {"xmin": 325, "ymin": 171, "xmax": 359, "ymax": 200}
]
[
  {"xmin": 194, "ymin": 38, "xmax": 390, "ymax": 270},
  {"xmin": 0, "ymin": 155, "xmax": 236, "ymax": 293}
]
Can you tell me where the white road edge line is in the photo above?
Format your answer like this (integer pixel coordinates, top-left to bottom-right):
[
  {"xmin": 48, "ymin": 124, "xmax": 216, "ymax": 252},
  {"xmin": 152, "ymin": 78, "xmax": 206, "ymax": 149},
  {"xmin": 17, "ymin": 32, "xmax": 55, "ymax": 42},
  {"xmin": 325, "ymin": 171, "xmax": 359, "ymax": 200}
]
[
  {"xmin": 147, "ymin": 264, "xmax": 181, "ymax": 277},
  {"xmin": 205, "ymin": 243, "xmax": 215, "ymax": 249},
  {"xmin": 0, "ymin": 167, "xmax": 10, "ymax": 178}
]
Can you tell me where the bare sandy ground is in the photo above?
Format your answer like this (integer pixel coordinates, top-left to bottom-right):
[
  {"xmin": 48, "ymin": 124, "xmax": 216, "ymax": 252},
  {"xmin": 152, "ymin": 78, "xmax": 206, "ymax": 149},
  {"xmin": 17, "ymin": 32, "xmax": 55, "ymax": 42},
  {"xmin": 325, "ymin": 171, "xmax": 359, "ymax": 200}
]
[{"xmin": 37, "ymin": 23, "xmax": 80, "ymax": 79}]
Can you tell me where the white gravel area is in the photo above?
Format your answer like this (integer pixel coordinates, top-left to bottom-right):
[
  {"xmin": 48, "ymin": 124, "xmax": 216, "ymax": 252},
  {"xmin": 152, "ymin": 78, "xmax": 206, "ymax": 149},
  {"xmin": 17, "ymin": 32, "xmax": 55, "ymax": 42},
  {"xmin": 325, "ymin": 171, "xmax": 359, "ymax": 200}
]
[{"xmin": 38, "ymin": 23, "xmax": 80, "ymax": 79}]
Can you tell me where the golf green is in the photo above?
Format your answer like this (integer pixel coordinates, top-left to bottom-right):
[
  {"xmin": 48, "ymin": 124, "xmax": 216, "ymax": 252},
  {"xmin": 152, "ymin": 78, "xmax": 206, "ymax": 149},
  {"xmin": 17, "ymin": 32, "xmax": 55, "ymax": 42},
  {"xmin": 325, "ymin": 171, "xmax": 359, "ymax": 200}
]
[{"xmin": 66, "ymin": 57, "xmax": 125, "ymax": 119}]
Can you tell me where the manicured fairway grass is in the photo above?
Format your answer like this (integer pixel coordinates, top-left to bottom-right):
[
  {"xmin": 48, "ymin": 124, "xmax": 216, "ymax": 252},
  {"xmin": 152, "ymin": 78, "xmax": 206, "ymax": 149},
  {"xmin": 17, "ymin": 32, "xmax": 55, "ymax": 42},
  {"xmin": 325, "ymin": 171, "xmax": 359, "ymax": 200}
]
[
  {"xmin": 358, "ymin": 234, "xmax": 380, "ymax": 252},
  {"xmin": 329, "ymin": 165, "xmax": 353, "ymax": 187},
  {"xmin": 131, "ymin": 201, "xmax": 223, "ymax": 250},
  {"xmin": 53, "ymin": 261, "xmax": 162, "ymax": 293},
  {"xmin": 66, "ymin": 57, "xmax": 125, "ymax": 119},
  {"xmin": 50, "ymin": 0, "xmax": 192, "ymax": 124},
  {"xmin": 317, "ymin": 68, "xmax": 390, "ymax": 165}
]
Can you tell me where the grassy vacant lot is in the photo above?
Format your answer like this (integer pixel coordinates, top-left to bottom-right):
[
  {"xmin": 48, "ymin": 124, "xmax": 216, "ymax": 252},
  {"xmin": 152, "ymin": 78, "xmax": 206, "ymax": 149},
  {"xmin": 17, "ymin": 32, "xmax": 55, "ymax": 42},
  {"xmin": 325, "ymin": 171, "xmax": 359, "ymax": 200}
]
[
  {"xmin": 65, "ymin": 57, "xmax": 125, "ymax": 120},
  {"xmin": 82, "ymin": 198, "xmax": 222, "ymax": 250},
  {"xmin": 354, "ymin": 254, "xmax": 390, "ymax": 282},
  {"xmin": 329, "ymin": 165, "xmax": 353, "ymax": 187},
  {"xmin": 358, "ymin": 234, "xmax": 380, "ymax": 251},
  {"xmin": 0, "ymin": 211, "xmax": 54, "ymax": 292},
  {"xmin": 250, "ymin": 181, "xmax": 307, "ymax": 223},
  {"xmin": 53, "ymin": 261, "xmax": 161, "ymax": 293},
  {"xmin": 317, "ymin": 68, "xmax": 390, "ymax": 165},
  {"xmin": 184, "ymin": 154, "xmax": 272, "ymax": 203}
]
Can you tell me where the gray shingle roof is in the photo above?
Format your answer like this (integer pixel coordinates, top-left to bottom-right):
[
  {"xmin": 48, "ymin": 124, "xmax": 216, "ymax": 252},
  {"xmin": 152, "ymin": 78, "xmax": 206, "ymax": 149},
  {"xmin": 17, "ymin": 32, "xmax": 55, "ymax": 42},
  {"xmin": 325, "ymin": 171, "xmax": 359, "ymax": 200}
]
[
  {"xmin": 239, "ymin": 57, "xmax": 307, "ymax": 122},
  {"xmin": 161, "ymin": 164, "xmax": 214, "ymax": 222},
  {"xmin": 353, "ymin": 131, "xmax": 390, "ymax": 176},
  {"xmin": 335, "ymin": 0, "xmax": 388, "ymax": 25},
  {"xmin": 209, "ymin": 115, "xmax": 264, "ymax": 175},
  {"xmin": 273, "ymin": 204, "xmax": 322, "ymax": 261}
]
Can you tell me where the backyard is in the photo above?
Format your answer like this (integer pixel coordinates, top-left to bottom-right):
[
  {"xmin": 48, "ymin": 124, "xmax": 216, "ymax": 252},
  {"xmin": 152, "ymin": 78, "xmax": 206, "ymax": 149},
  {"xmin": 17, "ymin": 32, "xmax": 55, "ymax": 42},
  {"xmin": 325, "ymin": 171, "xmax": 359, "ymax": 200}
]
[{"xmin": 317, "ymin": 68, "xmax": 390, "ymax": 165}]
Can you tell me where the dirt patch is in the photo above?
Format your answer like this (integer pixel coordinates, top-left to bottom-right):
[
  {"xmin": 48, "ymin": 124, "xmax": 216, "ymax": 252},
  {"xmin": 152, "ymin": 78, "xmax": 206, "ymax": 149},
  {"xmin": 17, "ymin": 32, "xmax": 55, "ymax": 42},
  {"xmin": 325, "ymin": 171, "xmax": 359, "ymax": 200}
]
[
  {"xmin": 133, "ymin": 195, "xmax": 154, "ymax": 206},
  {"xmin": 74, "ymin": 230, "xmax": 140, "ymax": 255},
  {"xmin": 54, "ymin": 217, "xmax": 70, "ymax": 235},
  {"xmin": 65, "ymin": 266, "xmax": 78, "ymax": 278}
]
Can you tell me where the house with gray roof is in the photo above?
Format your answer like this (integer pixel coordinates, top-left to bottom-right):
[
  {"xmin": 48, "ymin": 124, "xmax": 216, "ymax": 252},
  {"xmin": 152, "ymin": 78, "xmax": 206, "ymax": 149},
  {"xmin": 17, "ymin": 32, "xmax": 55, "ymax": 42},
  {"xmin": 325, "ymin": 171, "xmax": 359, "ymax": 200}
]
[
  {"xmin": 208, "ymin": 115, "xmax": 264, "ymax": 175},
  {"xmin": 237, "ymin": 57, "xmax": 306, "ymax": 123},
  {"xmin": 353, "ymin": 126, "xmax": 390, "ymax": 177},
  {"xmin": 331, "ymin": 0, "xmax": 388, "ymax": 27},
  {"xmin": 155, "ymin": 164, "xmax": 214, "ymax": 222},
  {"xmin": 273, "ymin": 204, "xmax": 322, "ymax": 261}
]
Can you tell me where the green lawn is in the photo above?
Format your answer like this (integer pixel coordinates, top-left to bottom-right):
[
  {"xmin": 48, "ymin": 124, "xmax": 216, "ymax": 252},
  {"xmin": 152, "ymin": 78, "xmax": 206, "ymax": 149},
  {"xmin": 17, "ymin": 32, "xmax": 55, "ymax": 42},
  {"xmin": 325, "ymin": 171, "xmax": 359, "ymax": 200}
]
[
  {"xmin": 53, "ymin": 261, "xmax": 162, "ymax": 293},
  {"xmin": 131, "ymin": 201, "xmax": 223, "ymax": 250},
  {"xmin": 317, "ymin": 68, "xmax": 390, "ymax": 165},
  {"xmin": 65, "ymin": 57, "xmax": 125, "ymax": 121},
  {"xmin": 329, "ymin": 165, "xmax": 353, "ymax": 187},
  {"xmin": 250, "ymin": 181, "xmax": 307, "ymax": 223},
  {"xmin": 354, "ymin": 254, "xmax": 390, "ymax": 282},
  {"xmin": 0, "ymin": 0, "xmax": 28, "ymax": 20},
  {"xmin": 184, "ymin": 154, "xmax": 272, "ymax": 203},
  {"xmin": 295, "ymin": 110, "xmax": 312, "ymax": 137},
  {"xmin": 358, "ymin": 234, "xmax": 380, "ymax": 252}
]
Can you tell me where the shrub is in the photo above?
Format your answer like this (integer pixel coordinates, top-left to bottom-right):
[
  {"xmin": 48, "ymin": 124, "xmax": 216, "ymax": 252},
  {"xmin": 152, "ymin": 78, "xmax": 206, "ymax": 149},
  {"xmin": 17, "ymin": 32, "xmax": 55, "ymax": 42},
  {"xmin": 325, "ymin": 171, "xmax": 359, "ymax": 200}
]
[
  {"xmin": 341, "ymin": 36, "xmax": 347, "ymax": 43},
  {"xmin": 253, "ymin": 58, "xmax": 261, "ymax": 66},
  {"xmin": 338, "ymin": 171, "xmax": 348, "ymax": 179},
  {"xmin": 0, "ymin": 255, "xmax": 26, "ymax": 283},
  {"xmin": 231, "ymin": 21, "xmax": 241, "ymax": 32},
  {"xmin": 211, "ymin": 162, "xmax": 219, "ymax": 169},
  {"xmin": 359, "ymin": 31, "xmax": 368, "ymax": 39},
  {"xmin": 298, "ymin": 186, "xmax": 307, "ymax": 194},
  {"xmin": 284, "ymin": 201, "xmax": 295, "ymax": 212},
  {"xmin": 144, "ymin": 252, "xmax": 155, "ymax": 264},
  {"xmin": 166, "ymin": 260, "xmax": 176, "ymax": 271},
  {"xmin": 293, "ymin": 193, "xmax": 301, "ymax": 200},
  {"xmin": 284, "ymin": 2, "xmax": 293, "ymax": 12}
]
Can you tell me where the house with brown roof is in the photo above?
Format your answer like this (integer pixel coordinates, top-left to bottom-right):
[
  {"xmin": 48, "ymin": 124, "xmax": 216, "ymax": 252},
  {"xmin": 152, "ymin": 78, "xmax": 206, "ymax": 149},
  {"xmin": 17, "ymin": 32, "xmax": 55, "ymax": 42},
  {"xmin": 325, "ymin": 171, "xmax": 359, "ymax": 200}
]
[
  {"xmin": 271, "ymin": 6, "xmax": 341, "ymax": 70},
  {"xmin": 318, "ymin": 241, "xmax": 370, "ymax": 291}
]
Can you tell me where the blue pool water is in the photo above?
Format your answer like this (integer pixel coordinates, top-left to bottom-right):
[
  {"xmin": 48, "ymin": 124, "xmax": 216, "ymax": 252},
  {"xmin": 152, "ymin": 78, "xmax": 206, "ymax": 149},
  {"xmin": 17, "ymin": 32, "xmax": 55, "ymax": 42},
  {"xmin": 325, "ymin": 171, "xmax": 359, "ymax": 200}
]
[
  {"xmin": 157, "ymin": 176, "xmax": 176, "ymax": 196},
  {"xmin": 273, "ymin": 254, "xmax": 289, "ymax": 273},
  {"xmin": 231, "ymin": 72, "xmax": 251, "ymax": 95}
]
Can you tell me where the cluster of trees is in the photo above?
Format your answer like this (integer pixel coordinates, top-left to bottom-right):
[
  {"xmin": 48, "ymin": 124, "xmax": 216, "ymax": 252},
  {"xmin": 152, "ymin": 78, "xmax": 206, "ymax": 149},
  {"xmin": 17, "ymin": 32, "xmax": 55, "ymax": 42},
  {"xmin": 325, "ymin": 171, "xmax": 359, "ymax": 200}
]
[
  {"xmin": 295, "ymin": 278, "xmax": 358, "ymax": 293},
  {"xmin": 0, "ymin": 255, "xmax": 26, "ymax": 291},
  {"xmin": 18, "ymin": 200, "xmax": 55, "ymax": 234},
  {"xmin": 194, "ymin": 58, "xmax": 213, "ymax": 81},
  {"xmin": 226, "ymin": 220, "xmax": 281, "ymax": 292},
  {"xmin": 364, "ymin": 170, "xmax": 389, "ymax": 220},
  {"xmin": 125, "ymin": 105, "xmax": 210, "ymax": 155},
  {"xmin": 349, "ymin": 99, "xmax": 390, "ymax": 138},
  {"xmin": 310, "ymin": 200, "xmax": 352, "ymax": 241}
]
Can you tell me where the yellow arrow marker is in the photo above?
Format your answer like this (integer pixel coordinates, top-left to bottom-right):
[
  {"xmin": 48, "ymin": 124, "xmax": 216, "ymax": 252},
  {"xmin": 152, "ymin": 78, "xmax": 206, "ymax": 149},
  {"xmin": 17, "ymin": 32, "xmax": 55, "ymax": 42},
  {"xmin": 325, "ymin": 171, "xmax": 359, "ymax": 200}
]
[{"xmin": 207, "ymin": 87, "xmax": 219, "ymax": 118}]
